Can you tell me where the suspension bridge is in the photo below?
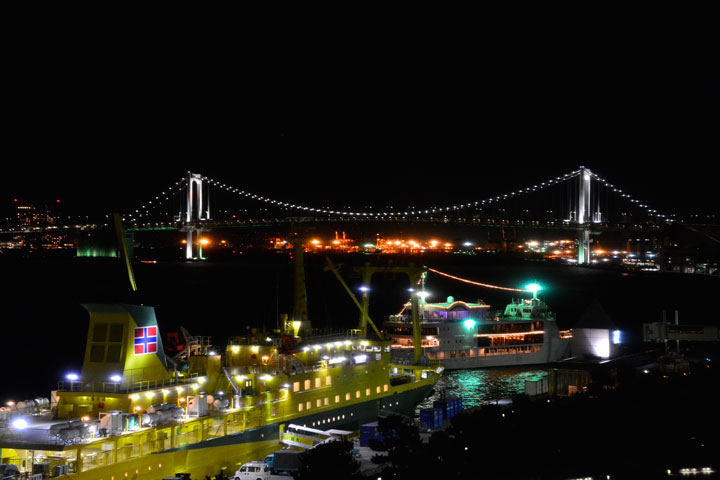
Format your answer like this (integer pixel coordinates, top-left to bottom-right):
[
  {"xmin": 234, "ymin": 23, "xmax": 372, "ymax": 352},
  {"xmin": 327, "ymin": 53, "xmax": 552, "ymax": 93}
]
[
  {"xmin": 3, "ymin": 167, "xmax": 684, "ymax": 262},
  {"xmin": 111, "ymin": 166, "xmax": 672, "ymax": 263}
]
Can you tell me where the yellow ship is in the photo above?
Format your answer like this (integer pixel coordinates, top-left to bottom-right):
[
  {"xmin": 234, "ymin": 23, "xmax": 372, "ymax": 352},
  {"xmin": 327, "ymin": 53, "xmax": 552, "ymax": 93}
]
[{"xmin": 0, "ymin": 259, "xmax": 442, "ymax": 479}]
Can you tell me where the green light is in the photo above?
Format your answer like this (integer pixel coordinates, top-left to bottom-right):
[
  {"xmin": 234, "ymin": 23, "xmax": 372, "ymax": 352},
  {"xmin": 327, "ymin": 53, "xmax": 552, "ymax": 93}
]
[
  {"xmin": 525, "ymin": 283, "xmax": 542, "ymax": 299},
  {"xmin": 463, "ymin": 319, "xmax": 477, "ymax": 330}
]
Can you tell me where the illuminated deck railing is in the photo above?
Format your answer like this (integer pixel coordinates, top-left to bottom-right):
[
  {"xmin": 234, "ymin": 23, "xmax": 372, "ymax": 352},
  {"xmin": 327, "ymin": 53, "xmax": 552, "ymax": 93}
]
[{"xmin": 57, "ymin": 372, "xmax": 207, "ymax": 394}]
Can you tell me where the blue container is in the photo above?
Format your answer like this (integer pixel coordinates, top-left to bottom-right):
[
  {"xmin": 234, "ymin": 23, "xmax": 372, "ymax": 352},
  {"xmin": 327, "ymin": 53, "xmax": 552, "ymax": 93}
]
[
  {"xmin": 420, "ymin": 408, "xmax": 443, "ymax": 430},
  {"xmin": 360, "ymin": 421, "xmax": 381, "ymax": 447},
  {"xmin": 454, "ymin": 398, "xmax": 463, "ymax": 414},
  {"xmin": 433, "ymin": 400, "xmax": 450, "ymax": 419}
]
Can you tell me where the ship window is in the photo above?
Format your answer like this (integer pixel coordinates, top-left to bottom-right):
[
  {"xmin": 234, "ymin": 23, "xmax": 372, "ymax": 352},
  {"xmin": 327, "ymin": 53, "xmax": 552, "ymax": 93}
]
[
  {"xmin": 304, "ymin": 380, "xmax": 311, "ymax": 390},
  {"xmin": 293, "ymin": 382, "xmax": 300, "ymax": 392},
  {"xmin": 93, "ymin": 324, "xmax": 108, "ymax": 342},
  {"xmin": 306, "ymin": 401, "xmax": 311, "ymax": 410},
  {"xmin": 315, "ymin": 378, "xmax": 321, "ymax": 388},
  {"xmin": 317, "ymin": 399, "xmax": 322, "ymax": 408},
  {"xmin": 384, "ymin": 384, "xmax": 389, "ymax": 392},
  {"xmin": 106, "ymin": 345, "xmax": 122, "ymax": 363},
  {"xmin": 366, "ymin": 388, "xmax": 371, "ymax": 396},
  {"xmin": 324, "ymin": 397, "xmax": 329, "ymax": 406},
  {"xmin": 356, "ymin": 391, "xmax": 361, "ymax": 399},
  {"xmin": 90, "ymin": 344, "xmax": 105, "ymax": 362},
  {"xmin": 325, "ymin": 376, "xmax": 332, "ymax": 386},
  {"xmin": 346, "ymin": 393, "xmax": 351, "ymax": 401},
  {"xmin": 109, "ymin": 324, "xmax": 124, "ymax": 342},
  {"xmin": 376, "ymin": 386, "xmax": 381, "ymax": 394},
  {"xmin": 335, "ymin": 395, "xmax": 340, "ymax": 403},
  {"xmin": 298, "ymin": 403, "xmax": 303, "ymax": 412}
]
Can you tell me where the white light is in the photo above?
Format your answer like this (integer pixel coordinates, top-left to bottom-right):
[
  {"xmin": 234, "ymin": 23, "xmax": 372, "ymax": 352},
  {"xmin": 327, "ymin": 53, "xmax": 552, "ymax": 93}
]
[
  {"xmin": 12, "ymin": 418, "xmax": 28, "ymax": 430},
  {"xmin": 110, "ymin": 375, "xmax": 122, "ymax": 383},
  {"xmin": 66, "ymin": 373, "xmax": 79, "ymax": 381},
  {"xmin": 353, "ymin": 354, "xmax": 367, "ymax": 364}
]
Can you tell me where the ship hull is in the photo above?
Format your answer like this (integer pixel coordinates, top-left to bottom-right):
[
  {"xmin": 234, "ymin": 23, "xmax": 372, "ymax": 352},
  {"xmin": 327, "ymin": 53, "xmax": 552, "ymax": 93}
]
[
  {"xmin": 427, "ymin": 334, "xmax": 570, "ymax": 370},
  {"xmin": 36, "ymin": 382, "xmax": 435, "ymax": 480},
  {"xmin": 438, "ymin": 348, "xmax": 557, "ymax": 370}
]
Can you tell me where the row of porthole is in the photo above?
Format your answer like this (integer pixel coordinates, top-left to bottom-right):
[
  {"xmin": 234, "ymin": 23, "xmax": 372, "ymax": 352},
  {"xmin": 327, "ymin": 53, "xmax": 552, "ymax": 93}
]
[
  {"xmin": 309, "ymin": 413, "xmax": 350, "ymax": 427},
  {"xmin": 303, "ymin": 399, "xmax": 401, "ymax": 428}
]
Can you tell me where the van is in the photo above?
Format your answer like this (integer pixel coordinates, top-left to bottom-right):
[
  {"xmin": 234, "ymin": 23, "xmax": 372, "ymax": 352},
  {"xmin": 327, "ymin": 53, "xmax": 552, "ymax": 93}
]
[{"xmin": 233, "ymin": 461, "xmax": 271, "ymax": 480}]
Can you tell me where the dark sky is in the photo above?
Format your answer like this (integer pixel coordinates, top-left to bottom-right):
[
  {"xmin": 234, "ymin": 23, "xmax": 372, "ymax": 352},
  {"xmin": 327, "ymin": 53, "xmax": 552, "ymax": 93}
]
[{"xmin": 3, "ymin": 2, "xmax": 719, "ymax": 216}]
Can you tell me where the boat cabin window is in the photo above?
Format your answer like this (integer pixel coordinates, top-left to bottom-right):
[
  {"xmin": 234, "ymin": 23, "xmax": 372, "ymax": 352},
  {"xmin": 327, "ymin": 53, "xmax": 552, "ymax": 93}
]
[
  {"xmin": 109, "ymin": 324, "xmax": 124, "ymax": 342},
  {"xmin": 90, "ymin": 344, "xmax": 105, "ymax": 362},
  {"xmin": 93, "ymin": 323, "xmax": 108, "ymax": 342}
]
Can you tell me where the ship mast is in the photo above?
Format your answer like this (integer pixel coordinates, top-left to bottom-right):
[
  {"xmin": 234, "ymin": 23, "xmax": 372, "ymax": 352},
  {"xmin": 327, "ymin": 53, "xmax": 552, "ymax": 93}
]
[{"xmin": 292, "ymin": 240, "xmax": 309, "ymax": 327}]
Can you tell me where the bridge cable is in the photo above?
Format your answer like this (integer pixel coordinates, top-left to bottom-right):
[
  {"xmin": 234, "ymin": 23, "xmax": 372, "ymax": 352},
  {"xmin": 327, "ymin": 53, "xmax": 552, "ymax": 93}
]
[{"xmin": 198, "ymin": 169, "xmax": 583, "ymax": 219}]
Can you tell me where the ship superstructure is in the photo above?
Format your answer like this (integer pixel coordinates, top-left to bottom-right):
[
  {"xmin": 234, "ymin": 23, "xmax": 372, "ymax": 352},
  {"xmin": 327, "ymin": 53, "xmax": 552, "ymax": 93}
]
[{"xmin": 386, "ymin": 286, "xmax": 571, "ymax": 369}]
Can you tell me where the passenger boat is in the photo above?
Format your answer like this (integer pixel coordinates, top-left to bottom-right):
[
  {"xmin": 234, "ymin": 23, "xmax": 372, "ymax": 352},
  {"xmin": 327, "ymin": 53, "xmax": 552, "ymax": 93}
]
[
  {"xmin": 385, "ymin": 286, "xmax": 572, "ymax": 370},
  {"xmin": 0, "ymin": 256, "xmax": 442, "ymax": 479}
]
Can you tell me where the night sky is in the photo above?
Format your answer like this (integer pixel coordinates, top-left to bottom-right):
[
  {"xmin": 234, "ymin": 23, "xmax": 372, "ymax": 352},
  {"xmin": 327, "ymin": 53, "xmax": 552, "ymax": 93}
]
[{"xmin": 3, "ymin": 2, "xmax": 719, "ymax": 217}]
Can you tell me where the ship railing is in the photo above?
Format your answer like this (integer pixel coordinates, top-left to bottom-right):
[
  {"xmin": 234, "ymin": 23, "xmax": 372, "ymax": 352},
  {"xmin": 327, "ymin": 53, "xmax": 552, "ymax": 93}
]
[
  {"xmin": 56, "ymin": 372, "xmax": 207, "ymax": 394},
  {"xmin": 0, "ymin": 427, "xmax": 70, "ymax": 447},
  {"xmin": 129, "ymin": 373, "xmax": 206, "ymax": 393},
  {"xmin": 302, "ymin": 329, "xmax": 379, "ymax": 343}
]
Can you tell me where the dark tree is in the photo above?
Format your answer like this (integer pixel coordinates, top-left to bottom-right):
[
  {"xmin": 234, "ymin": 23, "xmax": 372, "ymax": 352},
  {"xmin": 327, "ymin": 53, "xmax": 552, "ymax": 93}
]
[{"xmin": 294, "ymin": 440, "xmax": 362, "ymax": 480}]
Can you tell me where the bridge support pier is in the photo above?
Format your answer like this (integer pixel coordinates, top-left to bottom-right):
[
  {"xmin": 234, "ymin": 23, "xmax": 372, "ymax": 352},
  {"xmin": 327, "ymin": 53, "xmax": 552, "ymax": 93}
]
[
  {"xmin": 184, "ymin": 228, "xmax": 205, "ymax": 260},
  {"xmin": 577, "ymin": 227, "xmax": 591, "ymax": 265}
]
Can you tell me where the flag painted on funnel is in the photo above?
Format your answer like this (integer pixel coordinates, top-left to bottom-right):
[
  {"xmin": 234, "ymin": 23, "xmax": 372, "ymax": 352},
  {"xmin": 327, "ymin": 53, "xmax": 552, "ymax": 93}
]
[{"xmin": 134, "ymin": 326, "xmax": 158, "ymax": 355}]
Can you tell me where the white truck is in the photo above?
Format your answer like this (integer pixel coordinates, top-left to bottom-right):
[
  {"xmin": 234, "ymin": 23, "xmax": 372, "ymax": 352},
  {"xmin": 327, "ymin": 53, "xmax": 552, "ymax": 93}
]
[{"xmin": 233, "ymin": 461, "xmax": 271, "ymax": 480}]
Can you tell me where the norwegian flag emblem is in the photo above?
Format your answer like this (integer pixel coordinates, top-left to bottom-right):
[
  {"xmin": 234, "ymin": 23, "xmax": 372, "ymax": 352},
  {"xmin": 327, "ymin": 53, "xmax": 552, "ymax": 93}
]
[{"xmin": 134, "ymin": 326, "xmax": 158, "ymax": 355}]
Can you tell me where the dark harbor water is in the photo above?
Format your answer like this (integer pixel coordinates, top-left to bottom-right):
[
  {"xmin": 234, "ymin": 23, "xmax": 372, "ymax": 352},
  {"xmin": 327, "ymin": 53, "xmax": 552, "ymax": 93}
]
[
  {"xmin": 1, "ymin": 252, "xmax": 718, "ymax": 401},
  {"xmin": 418, "ymin": 367, "xmax": 549, "ymax": 410}
]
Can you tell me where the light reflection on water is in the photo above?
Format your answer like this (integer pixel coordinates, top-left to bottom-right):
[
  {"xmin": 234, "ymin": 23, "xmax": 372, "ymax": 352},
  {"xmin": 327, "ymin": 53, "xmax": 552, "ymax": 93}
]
[{"xmin": 419, "ymin": 367, "xmax": 549, "ymax": 410}]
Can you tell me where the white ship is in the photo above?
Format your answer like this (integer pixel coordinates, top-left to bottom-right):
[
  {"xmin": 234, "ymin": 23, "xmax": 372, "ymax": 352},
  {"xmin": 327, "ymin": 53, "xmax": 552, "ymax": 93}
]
[{"xmin": 385, "ymin": 285, "xmax": 572, "ymax": 369}]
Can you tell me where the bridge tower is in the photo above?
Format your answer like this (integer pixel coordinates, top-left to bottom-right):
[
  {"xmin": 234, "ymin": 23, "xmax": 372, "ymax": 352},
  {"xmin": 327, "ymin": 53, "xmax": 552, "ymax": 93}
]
[
  {"xmin": 182, "ymin": 172, "xmax": 210, "ymax": 260},
  {"xmin": 576, "ymin": 166, "xmax": 597, "ymax": 265}
]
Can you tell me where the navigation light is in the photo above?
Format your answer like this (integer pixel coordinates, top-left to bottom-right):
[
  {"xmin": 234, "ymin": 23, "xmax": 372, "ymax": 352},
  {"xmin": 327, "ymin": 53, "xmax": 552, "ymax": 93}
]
[{"xmin": 525, "ymin": 283, "xmax": 542, "ymax": 299}]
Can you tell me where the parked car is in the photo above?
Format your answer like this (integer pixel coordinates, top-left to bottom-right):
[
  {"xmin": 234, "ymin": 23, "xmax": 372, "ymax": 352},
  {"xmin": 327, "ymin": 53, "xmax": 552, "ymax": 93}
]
[{"xmin": 233, "ymin": 461, "xmax": 271, "ymax": 480}]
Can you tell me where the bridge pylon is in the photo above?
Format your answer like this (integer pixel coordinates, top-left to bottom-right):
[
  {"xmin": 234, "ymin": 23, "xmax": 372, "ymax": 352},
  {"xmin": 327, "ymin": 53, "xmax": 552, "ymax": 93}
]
[
  {"xmin": 576, "ymin": 166, "xmax": 602, "ymax": 265},
  {"xmin": 181, "ymin": 171, "xmax": 210, "ymax": 260}
]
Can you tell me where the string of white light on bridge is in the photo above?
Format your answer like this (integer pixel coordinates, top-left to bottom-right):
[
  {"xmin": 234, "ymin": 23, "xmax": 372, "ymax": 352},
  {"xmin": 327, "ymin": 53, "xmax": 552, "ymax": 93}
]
[
  {"xmin": 199, "ymin": 170, "xmax": 583, "ymax": 218},
  {"xmin": 587, "ymin": 171, "xmax": 672, "ymax": 222},
  {"xmin": 124, "ymin": 168, "xmax": 673, "ymax": 225},
  {"xmin": 125, "ymin": 178, "xmax": 188, "ymax": 223}
]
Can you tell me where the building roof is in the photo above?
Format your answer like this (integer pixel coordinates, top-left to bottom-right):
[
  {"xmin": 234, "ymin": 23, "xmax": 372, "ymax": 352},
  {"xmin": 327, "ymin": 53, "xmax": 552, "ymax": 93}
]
[{"xmin": 574, "ymin": 299, "xmax": 618, "ymax": 330}]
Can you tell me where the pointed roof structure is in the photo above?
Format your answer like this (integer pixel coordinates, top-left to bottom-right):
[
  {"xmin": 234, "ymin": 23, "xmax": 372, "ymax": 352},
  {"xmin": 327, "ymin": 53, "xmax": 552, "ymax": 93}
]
[{"xmin": 574, "ymin": 299, "xmax": 618, "ymax": 330}]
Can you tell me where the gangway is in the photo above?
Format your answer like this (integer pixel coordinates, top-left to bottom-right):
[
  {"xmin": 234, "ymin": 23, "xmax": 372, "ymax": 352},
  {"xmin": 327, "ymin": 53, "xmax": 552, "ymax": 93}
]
[{"xmin": 281, "ymin": 424, "xmax": 353, "ymax": 450}]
